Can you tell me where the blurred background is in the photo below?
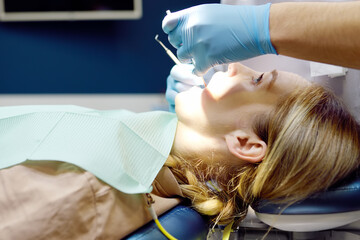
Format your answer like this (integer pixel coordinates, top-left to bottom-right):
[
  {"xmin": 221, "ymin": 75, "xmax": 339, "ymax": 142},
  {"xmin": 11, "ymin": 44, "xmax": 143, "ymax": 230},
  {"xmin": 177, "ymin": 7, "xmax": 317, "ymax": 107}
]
[
  {"xmin": 0, "ymin": 0, "xmax": 215, "ymax": 111},
  {"xmin": 1, "ymin": 0, "xmax": 359, "ymax": 120}
]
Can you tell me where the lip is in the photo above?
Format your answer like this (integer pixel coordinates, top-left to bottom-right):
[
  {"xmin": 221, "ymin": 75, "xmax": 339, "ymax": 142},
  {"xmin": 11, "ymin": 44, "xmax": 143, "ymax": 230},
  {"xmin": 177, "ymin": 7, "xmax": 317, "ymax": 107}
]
[{"xmin": 202, "ymin": 87, "xmax": 216, "ymax": 101}]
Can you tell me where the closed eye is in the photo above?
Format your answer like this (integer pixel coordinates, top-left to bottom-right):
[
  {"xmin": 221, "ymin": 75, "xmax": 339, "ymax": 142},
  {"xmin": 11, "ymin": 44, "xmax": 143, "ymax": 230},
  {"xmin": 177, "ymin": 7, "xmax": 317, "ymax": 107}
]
[{"xmin": 254, "ymin": 73, "xmax": 264, "ymax": 85}]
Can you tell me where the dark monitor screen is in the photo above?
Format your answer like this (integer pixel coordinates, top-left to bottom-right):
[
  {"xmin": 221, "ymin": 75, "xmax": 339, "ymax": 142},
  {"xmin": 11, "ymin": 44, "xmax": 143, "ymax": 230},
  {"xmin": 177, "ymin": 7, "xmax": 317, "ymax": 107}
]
[
  {"xmin": 0, "ymin": 0, "xmax": 141, "ymax": 21},
  {"xmin": 4, "ymin": 1, "xmax": 134, "ymax": 12}
]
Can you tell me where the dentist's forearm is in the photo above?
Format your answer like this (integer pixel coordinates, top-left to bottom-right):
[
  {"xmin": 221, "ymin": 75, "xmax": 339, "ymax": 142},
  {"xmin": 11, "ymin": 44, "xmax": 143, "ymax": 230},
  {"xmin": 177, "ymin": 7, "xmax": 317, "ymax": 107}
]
[{"xmin": 270, "ymin": 2, "xmax": 360, "ymax": 69}]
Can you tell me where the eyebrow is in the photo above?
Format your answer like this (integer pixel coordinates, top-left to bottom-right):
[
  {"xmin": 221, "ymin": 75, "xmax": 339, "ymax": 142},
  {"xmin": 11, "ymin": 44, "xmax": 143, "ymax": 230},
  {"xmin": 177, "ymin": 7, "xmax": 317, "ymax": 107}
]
[{"xmin": 267, "ymin": 70, "xmax": 278, "ymax": 90}]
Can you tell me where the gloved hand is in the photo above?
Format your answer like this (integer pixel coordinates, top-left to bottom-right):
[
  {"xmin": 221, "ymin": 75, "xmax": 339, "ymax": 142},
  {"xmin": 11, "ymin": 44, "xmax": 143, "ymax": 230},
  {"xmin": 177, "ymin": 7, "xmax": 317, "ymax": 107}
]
[
  {"xmin": 162, "ymin": 3, "xmax": 277, "ymax": 76},
  {"xmin": 165, "ymin": 64, "xmax": 203, "ymax": 113}
]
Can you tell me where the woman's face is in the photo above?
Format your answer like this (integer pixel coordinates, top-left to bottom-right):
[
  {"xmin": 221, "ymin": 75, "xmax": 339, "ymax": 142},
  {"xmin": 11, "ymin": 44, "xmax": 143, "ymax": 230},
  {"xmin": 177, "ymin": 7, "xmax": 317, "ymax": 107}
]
[
  {"xmin": 172, "ymin": 63, "xmax": 310, "ymax": 164},
  {"xmin": 175, "ymin": 63, "xmax": 310, "ymax": 133}
]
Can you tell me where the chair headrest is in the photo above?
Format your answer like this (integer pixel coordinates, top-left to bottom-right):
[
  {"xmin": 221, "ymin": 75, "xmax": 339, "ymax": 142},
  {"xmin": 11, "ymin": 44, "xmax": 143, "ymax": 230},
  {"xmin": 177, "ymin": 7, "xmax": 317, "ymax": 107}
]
[{"xmin": 252, "ymin": 169, "xmax": 360, "ymax": 215}]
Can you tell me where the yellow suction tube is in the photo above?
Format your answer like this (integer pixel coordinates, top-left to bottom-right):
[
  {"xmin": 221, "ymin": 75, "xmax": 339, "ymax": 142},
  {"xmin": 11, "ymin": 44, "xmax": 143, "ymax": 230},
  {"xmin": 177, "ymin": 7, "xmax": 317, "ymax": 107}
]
[{"xmin": 145, "ymin": 193, "xmax": 178, "ymax": 240}]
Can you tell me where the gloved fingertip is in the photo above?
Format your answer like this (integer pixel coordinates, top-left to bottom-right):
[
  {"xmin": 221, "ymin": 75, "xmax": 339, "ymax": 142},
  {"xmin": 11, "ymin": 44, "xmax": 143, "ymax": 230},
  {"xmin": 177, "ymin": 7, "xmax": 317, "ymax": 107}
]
[
  {"xmin": 168, "ymin": 34, "xmax": 182, "ymax": 49},
  {"xmin": 165, "ymin": 89, "xmax": 177, "ymax": 104},
  {"xmin": 177, "ymin": 48, "xmax": 193, "ymax": 64},
  {"xmin": 162, "ymin": 14, "xmax": 179, "ymax": 34},
  {"xmin": 192, "ymin": 67, "xmax": 206, "ymax": 77},
  {"xmin": 192, "ymin": 77, "xmax": 205, "ymax": 86},
  {"xmin": 166, "ymin": 75, "xmax": 175, "ymax": 87},
  {"xmin": 169, "ymin": 105, "xmax": 176, "ymax": 113},
  {"xmin": 180, "ymin": 58, "xmax": 192, "ymax": 64}
]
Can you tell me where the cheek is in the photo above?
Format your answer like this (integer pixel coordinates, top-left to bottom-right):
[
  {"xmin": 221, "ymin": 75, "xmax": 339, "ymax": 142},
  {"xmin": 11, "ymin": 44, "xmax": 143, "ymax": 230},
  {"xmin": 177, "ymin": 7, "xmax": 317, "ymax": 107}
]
[{"xmin": 272, "ymin": 72, "xmax": 310, "ymax": 95}]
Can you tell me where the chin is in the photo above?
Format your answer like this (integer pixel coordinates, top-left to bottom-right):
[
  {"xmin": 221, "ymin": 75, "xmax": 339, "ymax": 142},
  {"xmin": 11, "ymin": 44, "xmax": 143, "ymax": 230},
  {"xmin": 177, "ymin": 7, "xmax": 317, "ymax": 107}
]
[{"xmin": 175, "ymin": 89, "xmax": 202, "ymax": 118}]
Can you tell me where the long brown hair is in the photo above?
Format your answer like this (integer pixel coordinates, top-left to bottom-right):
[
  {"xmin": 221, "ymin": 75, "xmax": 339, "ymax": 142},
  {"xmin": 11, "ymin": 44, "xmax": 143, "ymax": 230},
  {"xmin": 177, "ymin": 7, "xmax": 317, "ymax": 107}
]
[{"xmin": 165, "ymin": 84, "xmax": 360, "ymax": 225}]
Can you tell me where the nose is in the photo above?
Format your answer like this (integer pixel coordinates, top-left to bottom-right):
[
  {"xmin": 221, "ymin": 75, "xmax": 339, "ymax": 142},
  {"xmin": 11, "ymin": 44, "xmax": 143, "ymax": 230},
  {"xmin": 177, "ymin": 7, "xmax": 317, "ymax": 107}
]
[
  {"xmin": 227, "ymin": 63, "xmax": 257, "ymax": 78},
  {"xmin": 227, "ymin": 63, "xmax": 238, "ymax": 77}
]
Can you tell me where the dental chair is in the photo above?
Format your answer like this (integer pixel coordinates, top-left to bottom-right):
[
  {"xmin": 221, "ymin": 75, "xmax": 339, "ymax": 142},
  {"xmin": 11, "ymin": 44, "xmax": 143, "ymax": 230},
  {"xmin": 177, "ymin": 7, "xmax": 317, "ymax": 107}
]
[
  {"xmin": 248, "ymin": 168, "xmax": 360, "ymax": 239},
  {"xmin": 126, "ymin": 168, "xmax": 360, "ymax": 240},
  {"xmin": 252, "ymin": 168, "xmax": 360, "ymax": 232},
  {"xmin": 124, "ymin": 203, "xmax": 209, "ymax": 240}
]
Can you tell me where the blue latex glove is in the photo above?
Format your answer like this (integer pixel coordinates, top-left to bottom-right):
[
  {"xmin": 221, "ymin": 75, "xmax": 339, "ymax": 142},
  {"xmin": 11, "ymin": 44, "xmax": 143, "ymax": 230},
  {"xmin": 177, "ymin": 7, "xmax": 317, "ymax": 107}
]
[
  {"xmin": 165, "ymin": 64, "xmax": 204, "ymax": 113},
  {"xmin": 162, "ymin": 3, "xmax": 277, "ymax": 76}
]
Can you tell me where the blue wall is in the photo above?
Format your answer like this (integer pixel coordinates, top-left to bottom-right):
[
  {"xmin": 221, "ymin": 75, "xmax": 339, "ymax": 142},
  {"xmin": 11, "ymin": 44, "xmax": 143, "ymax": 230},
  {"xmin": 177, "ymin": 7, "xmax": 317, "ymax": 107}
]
[{"xmin": 0, "ymin": 0, "xmax": 215, "ymax": 94}]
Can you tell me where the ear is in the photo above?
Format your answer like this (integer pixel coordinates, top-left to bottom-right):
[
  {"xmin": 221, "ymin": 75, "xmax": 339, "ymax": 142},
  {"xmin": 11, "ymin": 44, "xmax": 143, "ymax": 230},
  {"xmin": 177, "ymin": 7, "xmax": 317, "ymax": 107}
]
[{"xmin": 225, "ymin": 130, "xmax": 267, "ymax": 163}]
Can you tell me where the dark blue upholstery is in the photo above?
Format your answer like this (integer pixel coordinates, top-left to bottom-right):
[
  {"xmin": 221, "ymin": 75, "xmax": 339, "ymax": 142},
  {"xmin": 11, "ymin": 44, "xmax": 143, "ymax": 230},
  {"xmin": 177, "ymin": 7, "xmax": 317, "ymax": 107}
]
[
  {"xmin": 252, "ymin": 169, "xmax": 360, "ymax": 215},
  {"xmin": 124, "ymin": 204, "xmax": 209, "ymax": 240},
  {"xmin": 126, "ymin": 169, "xmax": 360, "ymax": 238}
]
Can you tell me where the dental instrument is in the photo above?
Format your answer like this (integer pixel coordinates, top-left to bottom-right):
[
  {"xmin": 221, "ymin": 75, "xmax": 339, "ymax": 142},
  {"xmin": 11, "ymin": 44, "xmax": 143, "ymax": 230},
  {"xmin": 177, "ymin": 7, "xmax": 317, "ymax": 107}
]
[
  {"xmin": 155, "ymin": 34, "xmax": 207, "ymax": 87},
  {"xmin": 155, "ymin": 34, "xmax": 181, "ymax": 65}
]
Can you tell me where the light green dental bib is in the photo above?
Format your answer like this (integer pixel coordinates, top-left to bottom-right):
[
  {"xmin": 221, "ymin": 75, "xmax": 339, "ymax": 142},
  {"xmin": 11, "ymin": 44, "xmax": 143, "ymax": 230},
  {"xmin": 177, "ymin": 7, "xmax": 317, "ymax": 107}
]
[{"xmin": 0, "ymin": 105, "xmax": 178, "ymax": 194}]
